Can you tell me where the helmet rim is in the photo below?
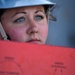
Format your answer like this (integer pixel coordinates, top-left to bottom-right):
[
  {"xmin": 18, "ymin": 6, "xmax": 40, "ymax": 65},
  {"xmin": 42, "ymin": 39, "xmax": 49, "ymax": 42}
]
[{"xmin": 0, "ymin": 0, "xmax": 56, "ymax": 9}]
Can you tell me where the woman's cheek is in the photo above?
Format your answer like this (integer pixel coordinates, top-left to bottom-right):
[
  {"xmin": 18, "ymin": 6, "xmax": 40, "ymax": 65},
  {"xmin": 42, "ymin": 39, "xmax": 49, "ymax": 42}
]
[
  {"xmin": 41, "ymin": 23, "xmax": 48, "ymax": 36},
  {"xmin": 39, "ymin": 23, "xmax": 48, "ymax": 43},
  {"xmin": 43, "ymin": 26, "xmax": 48, "ymax": 40},
  {"xmin": 8, "ymin": 27, "xmax": 25, "ymax": 41}
]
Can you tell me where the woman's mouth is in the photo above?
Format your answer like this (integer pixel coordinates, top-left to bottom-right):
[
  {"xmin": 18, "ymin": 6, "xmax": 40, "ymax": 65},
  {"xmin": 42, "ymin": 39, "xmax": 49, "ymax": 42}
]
[{"xmin": 27, "ymin": 39, "xmax": 41, "ymax": 44}]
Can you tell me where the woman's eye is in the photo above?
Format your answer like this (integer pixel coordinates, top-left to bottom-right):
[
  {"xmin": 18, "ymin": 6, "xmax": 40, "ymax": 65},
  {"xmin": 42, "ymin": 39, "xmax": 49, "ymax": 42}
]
[
  {"xmin": 14, "ymin": 17, "xmax": 25, "ymax": 23},
  {"xmin": 35, "ymin": 15, "xmax": 44, "ymax": 21}
]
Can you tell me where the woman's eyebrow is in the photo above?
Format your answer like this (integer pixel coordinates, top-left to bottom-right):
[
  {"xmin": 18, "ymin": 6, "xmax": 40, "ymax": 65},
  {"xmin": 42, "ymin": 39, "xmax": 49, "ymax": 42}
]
[
  {"xmin": 35, "ymin": 10, "xmax": 45, "ymax": 14},
  {"xmin": 11, "ymin": 10, "xmax": 45, "ymax": 18},
  {"xmin": 11, "ymin": 12, "xmax": 27, "ymax": 18}
]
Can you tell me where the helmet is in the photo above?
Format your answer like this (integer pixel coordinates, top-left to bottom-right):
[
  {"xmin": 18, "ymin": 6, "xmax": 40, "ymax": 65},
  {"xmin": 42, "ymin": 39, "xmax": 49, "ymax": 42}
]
[
  {"xmin": 0, "ymin": 0, "xmax": 55, "ymax": 40},
  {"xmin": 0, "ymin": 0, "xmax": 56, "ymax": 17},
  {"xmin": 0, "ymin": 0, "xmax": 55, "ymax": 9}
]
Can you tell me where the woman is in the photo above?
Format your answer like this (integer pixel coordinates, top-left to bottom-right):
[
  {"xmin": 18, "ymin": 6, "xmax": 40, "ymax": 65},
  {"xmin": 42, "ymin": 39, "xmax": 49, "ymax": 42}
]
[{"xmin": 0, "ymin": 0, "xmax": 55, "ymax": 44}]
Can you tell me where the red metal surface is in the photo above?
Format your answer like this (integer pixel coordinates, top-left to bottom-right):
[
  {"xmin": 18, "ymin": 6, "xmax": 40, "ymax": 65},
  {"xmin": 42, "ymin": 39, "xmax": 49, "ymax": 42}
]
[{"xmin": 0, "ymin": 40, "xmax": 75, "ymax": 75}]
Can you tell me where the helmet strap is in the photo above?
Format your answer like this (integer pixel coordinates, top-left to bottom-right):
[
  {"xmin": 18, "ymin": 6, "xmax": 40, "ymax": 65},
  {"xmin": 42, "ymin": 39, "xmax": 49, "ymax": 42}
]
[
  {"xmin": 0, "ymin": 22, "xmax": 7, "ymax": 40},
  {"xmin": 46, "ymin": 8, "xmax": 50, "ymax": 24}
]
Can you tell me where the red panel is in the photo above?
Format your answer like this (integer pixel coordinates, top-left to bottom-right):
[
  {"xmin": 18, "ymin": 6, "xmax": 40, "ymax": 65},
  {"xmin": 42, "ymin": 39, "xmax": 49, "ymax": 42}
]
[{"xmin": 0, "ymin": 40, "xmax": 75, "ymax": 75}]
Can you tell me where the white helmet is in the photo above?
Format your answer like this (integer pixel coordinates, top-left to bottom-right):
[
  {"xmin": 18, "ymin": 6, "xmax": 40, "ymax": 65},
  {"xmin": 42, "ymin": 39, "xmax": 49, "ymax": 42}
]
[
  {"xmin": 0, "ymin": 0, "xmax": 55, "ymax": 9},
  {"xmin": 0, "ymin": 0, "xmax": 55, "ymax": 40}
]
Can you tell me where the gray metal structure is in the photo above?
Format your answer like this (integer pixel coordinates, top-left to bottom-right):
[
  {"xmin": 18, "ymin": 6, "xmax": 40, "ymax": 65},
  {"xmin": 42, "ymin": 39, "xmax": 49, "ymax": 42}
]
[{"xmin": 46, "ymin": 0, "xmax": 75, "ymax": 48}]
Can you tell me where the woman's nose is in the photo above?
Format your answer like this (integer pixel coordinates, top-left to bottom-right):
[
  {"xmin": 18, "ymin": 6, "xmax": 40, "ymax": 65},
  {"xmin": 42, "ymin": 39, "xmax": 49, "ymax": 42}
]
[{"xmin": 26, "ymin": 19, "xmax": 39, "ymax": 35}]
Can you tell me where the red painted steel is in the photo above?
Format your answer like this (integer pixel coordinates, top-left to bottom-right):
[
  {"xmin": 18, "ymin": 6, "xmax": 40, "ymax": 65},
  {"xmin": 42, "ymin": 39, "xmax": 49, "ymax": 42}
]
[{"xmin": 0, "ymin": 40, "xmax": 75, "ymax": 75}]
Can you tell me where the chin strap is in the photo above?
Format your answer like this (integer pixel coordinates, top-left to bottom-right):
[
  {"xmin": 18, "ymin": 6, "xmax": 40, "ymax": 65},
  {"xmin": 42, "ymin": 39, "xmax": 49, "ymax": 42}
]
[{"xmin": 0, "ymin": 22, "xmax": 7, "ymax": 40}]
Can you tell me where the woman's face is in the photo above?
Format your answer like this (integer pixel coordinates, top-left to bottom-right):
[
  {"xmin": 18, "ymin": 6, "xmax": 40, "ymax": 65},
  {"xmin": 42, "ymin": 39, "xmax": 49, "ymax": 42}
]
[{"xmin": 1, "ymin": 6, "xmax": 48, "ymax": 44}]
